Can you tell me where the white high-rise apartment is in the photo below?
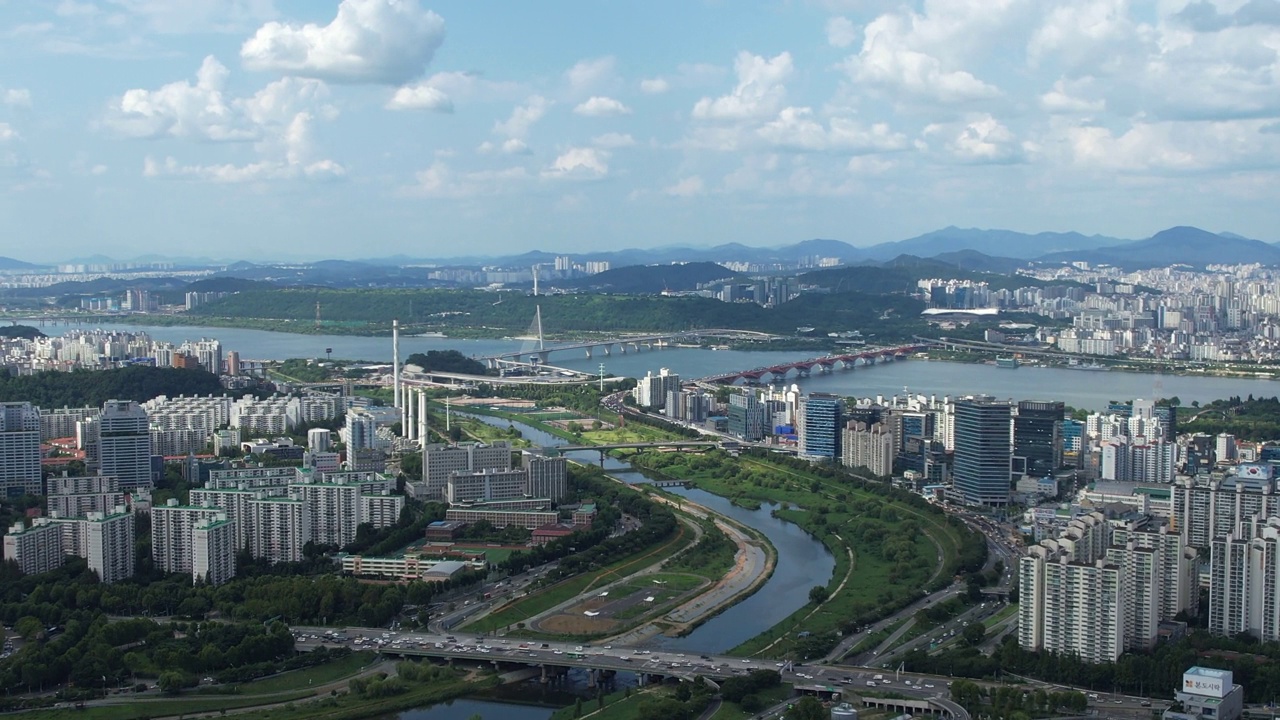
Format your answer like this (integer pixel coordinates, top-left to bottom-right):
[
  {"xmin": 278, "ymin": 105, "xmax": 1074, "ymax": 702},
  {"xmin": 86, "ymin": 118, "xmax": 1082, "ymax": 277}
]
[
  {"xmin": 47, "ymin": 475, "xmax": 123, "ymax": 518},
  {"xmin": 841, "ymin": 421, "xmax": 895, "ymax": 478},
  {"xmin": 340, "ymin": 407, "xmax": 381, "ymax": 451},
  {"xmin": 1020, "ymin": 513, "xmax": 1195, "ymax": 661},
  {"xmin": 523, "ymin": 453, "xmax": 568, "ymax": 502},
  {"xmin": 1210, "ymin": 516, "xmax": 1280, "ymax": 642},
  {"xmin": 3, "ymin": 519, "xmax": 64, "ymax": 575},
  {"xmin": 247, "ymin": 495, "xmax": 310, "ymax": 564},
  {"xmin": 84, "ymin": 507, "xmax": 135, "ymax": 584},
  {"xmin": 1019, "ymin": 541, "xmax": 1125, "ymax": 663},
  {"xmin": 152, "ymin": 499, "xmax": 223, "ymax": 574},
  {"xmin": 192, "ymin": 514, "xmax": 236, "ymax": 586},
  {"xmin": 1173, "ymin": 472, "xmax": 1280, "ymax": 550},
  {"xmin": 97, "ymin": 400, "xmax": 152, "ymax": 490},
  {"xmin": 0, "ymin": 401, "xmax": 41, "ymax": 497}
]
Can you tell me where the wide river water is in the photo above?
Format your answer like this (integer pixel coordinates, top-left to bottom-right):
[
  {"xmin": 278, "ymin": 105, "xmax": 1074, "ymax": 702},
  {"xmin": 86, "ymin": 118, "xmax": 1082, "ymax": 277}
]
[{"xmin": 36, "ymin": 321, "xmax": 1280, "ymax": 410}]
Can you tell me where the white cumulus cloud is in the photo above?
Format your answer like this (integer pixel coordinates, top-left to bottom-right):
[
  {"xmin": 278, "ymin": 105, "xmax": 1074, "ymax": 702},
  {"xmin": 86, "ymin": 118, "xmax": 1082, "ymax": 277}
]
[
  {"xmin": 639, "ymin": 77, "xmax": 669, "ymax": 94},
  {"xmin": 665, "ymin": 176, "xmax": 704, "ymax": 197},
  {"xmin": 240, "ymin": 0, "xmax": 445, "ymax": 84},
  {"xmin": 826, "ymin": 16, "xmax": 858, "ymax": 48},
  {"xmin": 107, "ymin": 57, "xmax": 344, "ymax": 183},
  {"xmin": 543, "ymin": 147, "xmax": 609, "ymax": 179},
  {"xmin": 1040, "ymin": 79, "xmax": 1104, "ymax": 114},
  {"xmin": 494, "ymin": 96, "xmax": 551, "ymax": 140},
  {"xmin": 402, "ymin": 160, "xmax": 528, "ymax": 198},
  {"xmin": 693, "ymin": 51, "xmax": 793, "ymax": 120},
  {"xmin": 591, "ymin": 132, "xmax": 635, "ymax": 148},
  {"xmin": 756, "ymin": 107, "xmax": 909, "ymax": 153},
  {"xmin": 102, "ymin": 56, "xmax": 252, "ymax": 140},
  {"xmin": 841, "ymin": 10, "xmax": 1002, "ymax": 103},
  {"xmin": 0, "ymin": 123, "xmax": 17, "ymax": 141},
  {"xmin": 565, "ymin": 56, "xmax": 616, "ymax": 91},
  {"xmin": 386, "ymin": 83, "xmax": 453, "ymax": 112},
  {"xmin": 3, "ymin": 88, "xmax": 32, "ymax": 108},
  {"xmin": 573, "ymin": 96, "xmax": 632, "ymax": 117},
  {"xmin": 926, "ymin": 114, "xmax": 1031, "ymax": 164}
]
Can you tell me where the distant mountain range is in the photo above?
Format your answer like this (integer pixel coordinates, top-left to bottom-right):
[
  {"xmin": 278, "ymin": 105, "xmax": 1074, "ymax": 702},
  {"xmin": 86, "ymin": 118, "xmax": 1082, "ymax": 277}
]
[{"xmin": 5, "ymin": 225, "xmax": 1278, "ymax": 273}]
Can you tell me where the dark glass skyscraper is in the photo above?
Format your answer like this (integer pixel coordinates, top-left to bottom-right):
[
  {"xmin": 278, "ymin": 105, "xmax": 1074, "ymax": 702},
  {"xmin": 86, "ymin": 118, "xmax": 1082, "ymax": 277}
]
[
  {"xmin": 953, "ymin": 397, "xmax": 1012, "ymax": 506},
  {"xmin": 1013, "ymin": 400, "xmax": 1064, "ymax": 478}
]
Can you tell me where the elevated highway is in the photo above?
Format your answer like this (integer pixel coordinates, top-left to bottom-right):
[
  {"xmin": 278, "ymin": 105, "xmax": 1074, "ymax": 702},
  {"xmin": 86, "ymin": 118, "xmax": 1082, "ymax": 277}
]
[{"xmin": 293, "ymin": 628, "xmax": 971, "ymax": 719}]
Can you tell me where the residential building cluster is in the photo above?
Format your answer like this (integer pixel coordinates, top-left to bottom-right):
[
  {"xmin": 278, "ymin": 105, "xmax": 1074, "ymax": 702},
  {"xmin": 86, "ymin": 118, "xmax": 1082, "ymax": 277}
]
[
  {"xmin": 4, "ymin": 475, "xmax": 135, "ymax": 583},
  {"xmin": 1018, "ymin": 511, "xmax": 1197, "ymax": 662},
  {"xmin": 0, "ymin": 329, "xmax": 239, "ymax": 375}
]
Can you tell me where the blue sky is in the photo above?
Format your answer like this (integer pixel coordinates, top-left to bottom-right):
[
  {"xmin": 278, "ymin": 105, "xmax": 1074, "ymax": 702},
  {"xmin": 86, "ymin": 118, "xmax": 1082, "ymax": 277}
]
[{"xmin": 1, "ymin": 0, "xmax": 1278, "ymax": 262}]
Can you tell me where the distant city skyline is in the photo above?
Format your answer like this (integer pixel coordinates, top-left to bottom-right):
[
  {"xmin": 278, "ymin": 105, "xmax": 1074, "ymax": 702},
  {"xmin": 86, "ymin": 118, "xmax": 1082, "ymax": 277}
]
[{"xmin": 1, "ymin": 0, "xmax": 1278, "ymax": 261}]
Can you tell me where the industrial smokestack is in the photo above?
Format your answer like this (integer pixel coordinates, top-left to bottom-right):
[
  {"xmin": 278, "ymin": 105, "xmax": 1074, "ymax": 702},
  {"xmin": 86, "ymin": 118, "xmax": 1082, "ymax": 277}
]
[{"xmin": 393, "ymin": 318, "xmax": 402, "ymax": 409}]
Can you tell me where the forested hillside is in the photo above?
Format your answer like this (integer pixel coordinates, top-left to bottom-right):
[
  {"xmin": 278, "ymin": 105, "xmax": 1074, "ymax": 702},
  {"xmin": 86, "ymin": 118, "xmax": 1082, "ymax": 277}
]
[
  {"xmin": 190, "ymin": 288, "xmax": 927, "ymax": 337},
  {"xmin": 0, "ymin": 366, "xmax": 224, "ymax": 408}
]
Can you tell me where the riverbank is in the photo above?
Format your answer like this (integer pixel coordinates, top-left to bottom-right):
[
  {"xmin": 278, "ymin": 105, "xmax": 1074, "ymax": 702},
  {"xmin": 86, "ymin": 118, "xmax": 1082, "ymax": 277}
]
[{"xmin": 628, "ymin": 449, "xmax": 977, "ymax": 660}]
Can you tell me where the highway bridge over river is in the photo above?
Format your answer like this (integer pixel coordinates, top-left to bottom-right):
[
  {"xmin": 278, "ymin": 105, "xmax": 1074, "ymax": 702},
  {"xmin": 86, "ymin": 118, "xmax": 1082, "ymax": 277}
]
[
  {"xmin": 480, "ymin": 329, "xmax": 778, "ymax": 367},
  {"xmin": 699, "ymin": 343, "xmax": 933, "ymax": 384},
  {"xmin": 294, "ymin": 628, "xmax": 973, "ymax": 719}
]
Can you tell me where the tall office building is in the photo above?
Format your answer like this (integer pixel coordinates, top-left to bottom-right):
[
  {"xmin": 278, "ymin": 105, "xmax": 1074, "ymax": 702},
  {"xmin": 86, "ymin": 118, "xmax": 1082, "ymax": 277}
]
[
  {"xmin": 952, "ymin": 397, "xmax": 1012, "ymax": 506},
  {"xmin": 0, "ymin": 402, "xmax": 41, "ymax": 497},
  {"xmin": 96, "ymin": 400, "xmax": 153, "ymax": 490},
  {"xmin": 728, "ymin": 391, "xmax": 768, "ymax": 442},
  {"xmin": 1012, "ymin": 400, "xmax": 1063, "ymax": 479},
  {"xmin": 799, "ymin": 393, "xmax": 842, "ymax": 461}
]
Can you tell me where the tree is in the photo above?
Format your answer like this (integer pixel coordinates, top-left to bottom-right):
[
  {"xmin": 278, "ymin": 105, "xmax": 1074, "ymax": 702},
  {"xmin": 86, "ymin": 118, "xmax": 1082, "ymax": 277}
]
[
  {"xmin": 14, "ymin": 616, "xmax": 42, "ymax": 641},
  {"xmin": 739, "ymin": 694, "xmax": 764, "ymax": 713},
  {"xmin": 962, "ymin": 621, "xmax": 986, "ymax": 646},
  {"xmin": 158, "ymin": 671, "xmax": 186, "ymax": 695},
  {"xmin": 808, "ymin": 585, "xmax": 829, "ymax": 605},
  {"xmin": 789, "ymin": 697, "xmax": 827, "ymax": 720},
  {"xmin": 674, "ymin": 682, "xmax": 692, "ymax": 701}
]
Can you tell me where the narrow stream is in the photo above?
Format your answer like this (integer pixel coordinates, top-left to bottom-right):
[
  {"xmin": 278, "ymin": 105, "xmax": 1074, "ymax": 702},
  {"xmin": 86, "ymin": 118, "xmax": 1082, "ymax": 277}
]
[{"xmin": 458, "ymin": 412, "xmax": 835, "ymax": 654}]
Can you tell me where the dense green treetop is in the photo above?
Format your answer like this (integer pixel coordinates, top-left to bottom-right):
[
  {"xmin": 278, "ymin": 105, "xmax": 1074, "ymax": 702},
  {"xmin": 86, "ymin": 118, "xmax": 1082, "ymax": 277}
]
[
  {"xmin": 0, "ymin": 365, "xmax": 224, "ymax": 407},
  {"xmin": 404, "ymin": 350, "xmax": 489, "ymax": 375},
  {"xmin": 0, "ymin": 324, "xmax": 44, "ymax": 340}
]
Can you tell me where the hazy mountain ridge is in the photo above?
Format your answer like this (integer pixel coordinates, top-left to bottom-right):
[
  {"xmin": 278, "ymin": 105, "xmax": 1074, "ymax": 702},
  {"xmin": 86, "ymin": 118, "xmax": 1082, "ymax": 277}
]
[
  {"xmin": 6, "ymin": 225, "xmax": 1277, "ymax": 271},
  {"xmin": 1037, "ymin": 226, "xmax": 1280, "ymax": 269}
]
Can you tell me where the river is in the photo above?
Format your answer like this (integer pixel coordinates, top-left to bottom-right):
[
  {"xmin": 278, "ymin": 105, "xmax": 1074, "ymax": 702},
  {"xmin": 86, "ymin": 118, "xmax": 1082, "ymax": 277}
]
[
  {"xmin": 460, "ymin": 412, "xmax": 837, "ymax": 655},
  {"xmin": 35, "ymin": 322, "xmax": 1280, "ymax": 410}
]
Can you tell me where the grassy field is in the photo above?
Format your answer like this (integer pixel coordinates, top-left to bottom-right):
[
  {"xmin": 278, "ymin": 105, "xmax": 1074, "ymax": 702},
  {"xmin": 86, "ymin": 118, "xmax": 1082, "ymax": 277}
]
[
  {"xmin": 548, "ymin": 686, "xmax": 670, "ymax": 720},
  {"xmin": 465, "ymin": 520, "xmax": 691, "ymax": 634},
  {"xmin": 226, "ymin": 675, "xmax": 487, "ymax": 720},
  {"xmin": 15, "ymin": 689, "xmax": 320, "ymax": 720},
  {"xmin": 228, "ymin": 651, "xmax": 377, "ymax": 694},
  {"xmin": 708, "ymin": 684, "xmax": 795, "ymax": 720},
  {"xmin": 579, "ymin": 423, "xmax": 683, "ymax": 446}
]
